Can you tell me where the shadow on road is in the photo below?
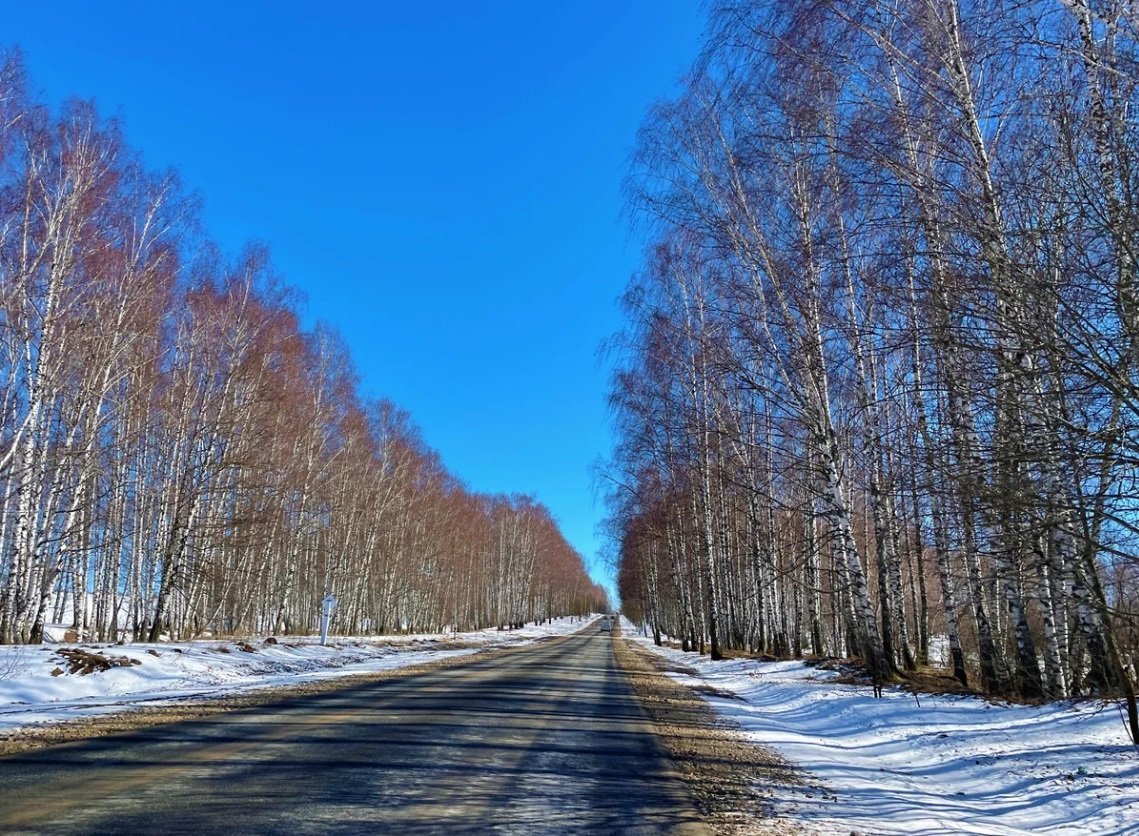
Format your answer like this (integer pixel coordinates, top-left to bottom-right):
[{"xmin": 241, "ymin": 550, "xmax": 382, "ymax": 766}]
[{"xmin": 0, "ymin": 633, "xmax": 709, "ymax": 834}]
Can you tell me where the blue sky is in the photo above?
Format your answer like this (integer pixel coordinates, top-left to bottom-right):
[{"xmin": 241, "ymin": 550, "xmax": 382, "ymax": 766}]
[{"xmin": 3, "ymin": 2, "xmax": 704, "ymax": 597}]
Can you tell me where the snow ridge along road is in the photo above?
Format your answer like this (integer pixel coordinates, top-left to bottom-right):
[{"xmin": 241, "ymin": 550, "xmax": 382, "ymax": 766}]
[{"xmin": 0, "ymin": 627, "xmax": 708, "ymax": 834}]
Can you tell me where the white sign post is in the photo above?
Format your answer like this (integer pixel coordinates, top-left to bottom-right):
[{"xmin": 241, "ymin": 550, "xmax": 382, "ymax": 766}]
[{"xmin": 320, "ymin": 594, "xmax": 337, "ymax": 646}]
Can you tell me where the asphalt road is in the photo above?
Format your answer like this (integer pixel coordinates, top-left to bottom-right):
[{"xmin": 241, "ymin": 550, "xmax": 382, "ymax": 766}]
[{"xmin": 0, "ymin": 628, "xmax": 707, "ymax": 834}]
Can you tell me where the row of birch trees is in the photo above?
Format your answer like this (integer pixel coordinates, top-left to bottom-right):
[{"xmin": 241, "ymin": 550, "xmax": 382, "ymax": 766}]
[
  {"xmin": 0, "ymin": 52, "xmax": 606, "ymax": 645},
  {"xmin": 607, "ymin": 0, "xmax": 1139, "ymax": 741}
]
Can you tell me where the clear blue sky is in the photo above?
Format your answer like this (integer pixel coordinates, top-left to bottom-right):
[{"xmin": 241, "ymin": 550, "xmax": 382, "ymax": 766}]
[{"xmin": 4, "ymin": 1, "xmax": 704, "ymax": 597}]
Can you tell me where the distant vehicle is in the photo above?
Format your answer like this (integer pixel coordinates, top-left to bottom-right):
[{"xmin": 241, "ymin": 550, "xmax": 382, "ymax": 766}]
[{"xmin": 599, "ymin": 617, "xmax": 612, "ymax": 632}]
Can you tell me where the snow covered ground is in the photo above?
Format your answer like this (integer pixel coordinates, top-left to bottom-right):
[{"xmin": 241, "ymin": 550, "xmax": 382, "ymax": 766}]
[
  {"xmin": 623, "ymin": 619, "xmax": 1139, "ymax": 836},
  {"xmin": 0, "ymin": 617, "xmax": 594, "ymax": 733}
]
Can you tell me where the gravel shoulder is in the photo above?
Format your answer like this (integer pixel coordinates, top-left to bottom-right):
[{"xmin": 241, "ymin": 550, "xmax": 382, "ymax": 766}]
[{"xmin": 613, "ymin": 631, "xmax": 803, "ymax": 835}]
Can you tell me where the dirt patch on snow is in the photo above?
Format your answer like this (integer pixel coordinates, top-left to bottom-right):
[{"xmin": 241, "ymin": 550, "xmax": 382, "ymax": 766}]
[
  {"xmin": 614, "ymin": 634, "xmax": 804, "ymax": 835},
  {"xmin": 53, "ymin": 648, "xmax": 142, "ymax": 676}
]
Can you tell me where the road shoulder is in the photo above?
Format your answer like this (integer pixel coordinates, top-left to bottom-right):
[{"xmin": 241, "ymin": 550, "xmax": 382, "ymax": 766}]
[{"xmin": 613, "ymin": 633, "xmax": 802, "ymax": 835}]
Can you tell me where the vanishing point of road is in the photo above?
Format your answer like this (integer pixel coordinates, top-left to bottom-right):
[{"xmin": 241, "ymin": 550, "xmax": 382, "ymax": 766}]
[{"xmin": 0, "ymin": 628, "xmax": 708, "ymax": 834}]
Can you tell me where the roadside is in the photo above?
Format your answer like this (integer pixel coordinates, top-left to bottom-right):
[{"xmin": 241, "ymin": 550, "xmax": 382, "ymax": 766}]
[
  {"xmin": 0, "ymin": 617, "xmax": 593, "ymax": 756},
  {"xmin": 612, "ymin": 623, "xmax": 803, "ymax": 835},
  {"xmin": 623, "ymin": 621, "xmax": 1139, "ymax": 836}
]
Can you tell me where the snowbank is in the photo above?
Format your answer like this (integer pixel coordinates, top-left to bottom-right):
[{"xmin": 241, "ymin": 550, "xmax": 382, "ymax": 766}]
[
  {"xmin": 623, "ymin": 619, "xmax": 1139, "ymax": 836},
  {"xmin": 0, "ymin": 616, "xmax": 595, "ymax": 733}
]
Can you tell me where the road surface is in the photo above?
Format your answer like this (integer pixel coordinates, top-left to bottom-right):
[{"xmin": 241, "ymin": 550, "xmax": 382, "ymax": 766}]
[{"xmin": 0, "ymin": 628, "xmax": 707, "ymax": 833}]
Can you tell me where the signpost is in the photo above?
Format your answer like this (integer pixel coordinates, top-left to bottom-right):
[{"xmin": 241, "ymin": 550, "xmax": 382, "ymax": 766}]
[{"xmin": 320, "ymin": 594, "xmax": 337, "ymax": 646}]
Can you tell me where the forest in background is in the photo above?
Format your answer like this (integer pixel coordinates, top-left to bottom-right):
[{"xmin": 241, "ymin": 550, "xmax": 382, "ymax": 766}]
[
  {"xmin": 0, "ymin": 51, "xmax": 606, "ymax": 645},
  {"xmin": 607, "ymin": 0, "xmax": 1139, "ymax": 743}
]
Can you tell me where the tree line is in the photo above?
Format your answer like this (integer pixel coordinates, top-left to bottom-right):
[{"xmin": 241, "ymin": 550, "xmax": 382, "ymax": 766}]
[
  {"xmin": 606, "ymin": 0, "xmax": 1139, "ymax": 743},
  {"xmin": 0, "ymin": 51, "xmax": 606, "ymax": 645}
]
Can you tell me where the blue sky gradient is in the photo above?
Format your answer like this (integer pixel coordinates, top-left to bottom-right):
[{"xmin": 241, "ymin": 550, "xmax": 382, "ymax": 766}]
[{"xmin": 3, "ymin": 1, "xmax": 705, "ymax": 596}]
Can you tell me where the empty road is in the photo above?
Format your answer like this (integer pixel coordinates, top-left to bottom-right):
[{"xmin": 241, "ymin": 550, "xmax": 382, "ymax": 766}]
[{"xmin": 0, "ymin": 628, "xmax": 707, "ymax": 833}]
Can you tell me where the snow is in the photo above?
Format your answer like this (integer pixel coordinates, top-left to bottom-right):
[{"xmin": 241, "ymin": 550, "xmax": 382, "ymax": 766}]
[
  {"xmin": 623, "ymin": 618, "xmax": 1139, "ymax": 836},
  {"xmin": 0, "ymin": 617, "xmax": 595, "ymax": 733}
]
